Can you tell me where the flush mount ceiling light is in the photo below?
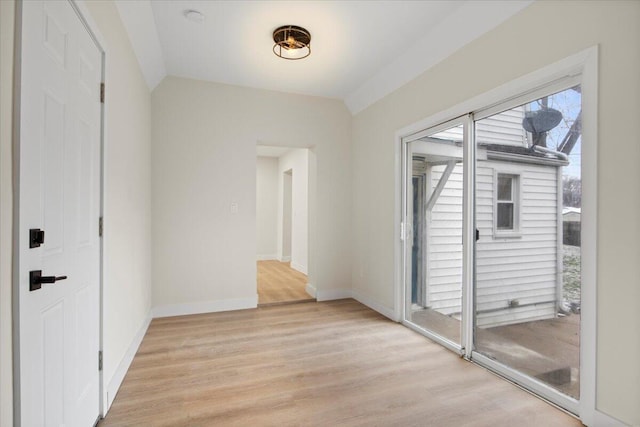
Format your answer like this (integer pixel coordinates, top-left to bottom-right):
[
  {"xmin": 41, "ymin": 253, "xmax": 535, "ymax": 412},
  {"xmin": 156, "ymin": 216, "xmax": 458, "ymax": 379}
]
[{"xmin": 273, "ymin": 25, "xmax": 311, "ymax": 60}]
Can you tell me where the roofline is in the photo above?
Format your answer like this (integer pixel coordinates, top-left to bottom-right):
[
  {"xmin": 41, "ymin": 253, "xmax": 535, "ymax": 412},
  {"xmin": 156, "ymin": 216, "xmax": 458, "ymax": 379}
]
[{"xmin": 486, "ymin": 150, "xmax": 569, "ymax": 167}]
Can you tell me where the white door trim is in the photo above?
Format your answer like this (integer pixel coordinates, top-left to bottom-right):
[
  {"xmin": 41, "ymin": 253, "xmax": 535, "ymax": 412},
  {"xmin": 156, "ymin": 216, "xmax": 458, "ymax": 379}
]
[
  {"xmin": 68, "ymin": 0, "xmax": 109, "ymax": 416},
  {"xmin": 393, "ymin": 46, "xmax": 598, "ymax": 423},
  {"xmin": 12, "ymin": 0, "xmax": 108, "ymax": 422}
]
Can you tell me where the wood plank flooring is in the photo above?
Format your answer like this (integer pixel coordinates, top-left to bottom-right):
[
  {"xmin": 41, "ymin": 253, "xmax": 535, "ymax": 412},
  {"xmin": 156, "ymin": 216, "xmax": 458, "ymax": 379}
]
[
  {"xmin": 257, "ymin": 260, "xmax": 314, "ymax": 305},
  {"xmin": 99, "ymin": 299, "xmax": 580, "ymax": 426}
]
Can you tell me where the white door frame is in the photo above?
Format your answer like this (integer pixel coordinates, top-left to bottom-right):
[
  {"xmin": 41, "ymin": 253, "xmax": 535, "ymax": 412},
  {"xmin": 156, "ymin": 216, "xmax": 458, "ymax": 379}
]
[
  {"xmin": 393, "ymin": 47, "xmax": 598, "ymax": 424},
  {"xmin": 12, "ymin": 0, "xmax": 108, "ymax": 421}
]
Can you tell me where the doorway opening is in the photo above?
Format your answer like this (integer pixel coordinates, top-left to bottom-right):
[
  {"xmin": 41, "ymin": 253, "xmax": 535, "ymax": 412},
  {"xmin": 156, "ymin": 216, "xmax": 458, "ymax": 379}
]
[{"xmin": 256, "ymin": 146, "xmax": 315, "ymax": 306}]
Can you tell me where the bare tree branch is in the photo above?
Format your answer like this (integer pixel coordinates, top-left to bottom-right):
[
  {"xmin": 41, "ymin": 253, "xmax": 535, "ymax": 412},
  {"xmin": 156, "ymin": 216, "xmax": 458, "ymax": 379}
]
[{"xmin": 559, "ymin": 110, "xmax": 582, "ymax": 154}]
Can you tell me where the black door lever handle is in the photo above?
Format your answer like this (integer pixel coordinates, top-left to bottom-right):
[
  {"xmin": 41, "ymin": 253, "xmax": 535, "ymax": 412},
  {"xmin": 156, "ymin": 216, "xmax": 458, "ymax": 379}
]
[
  {"xmin": 29, "ymin": 270, "xmax": 68, "ymax": 291},
  {"xmin": 38, "ymin": 275, "xmax": 67, "ymax": 284}
]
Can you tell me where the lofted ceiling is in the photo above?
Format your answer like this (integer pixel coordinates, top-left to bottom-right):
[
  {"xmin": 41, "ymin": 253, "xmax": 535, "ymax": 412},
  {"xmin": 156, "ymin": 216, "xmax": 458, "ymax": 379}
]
[{"xmin": 115, "ymin": 0, "xmax": 532, "ymax": 114}]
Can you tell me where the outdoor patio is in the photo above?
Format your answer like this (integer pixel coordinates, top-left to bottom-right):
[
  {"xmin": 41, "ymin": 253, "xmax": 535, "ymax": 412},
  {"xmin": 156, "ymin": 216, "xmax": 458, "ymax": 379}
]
[{"xmin": 408, "ymin": 309, "xmax": 580, "ymax": 398}]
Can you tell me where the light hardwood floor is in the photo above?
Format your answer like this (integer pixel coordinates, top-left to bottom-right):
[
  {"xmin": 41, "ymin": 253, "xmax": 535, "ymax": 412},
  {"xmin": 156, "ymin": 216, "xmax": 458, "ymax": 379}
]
[
  {"xmin": 257, "ymin": 260, "xmax": 314, "ymax": 305},
  {"xmin": 99, "ymin": 300, "xmax": 580, "ymax": 426}
]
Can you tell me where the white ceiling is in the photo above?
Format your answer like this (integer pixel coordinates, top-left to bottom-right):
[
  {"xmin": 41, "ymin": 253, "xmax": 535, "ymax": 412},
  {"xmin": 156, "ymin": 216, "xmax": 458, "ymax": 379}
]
[{"xmin": 115, "ymin": 1, "xmax": 532, "ymax": 114}]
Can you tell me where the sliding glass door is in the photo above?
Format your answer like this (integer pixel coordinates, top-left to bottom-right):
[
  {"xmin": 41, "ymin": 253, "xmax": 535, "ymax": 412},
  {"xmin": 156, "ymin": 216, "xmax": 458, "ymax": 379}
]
[
  {"xmin": 472, "ymin": 84, "xmax": 582, "ymax": 408},
  {"xmin": 406, "ymin": 119, "xmax": 466, "ymax": 350},
  {"xmin": 402, "ymin": 79, "xmax": 583, "ymax": 413}
]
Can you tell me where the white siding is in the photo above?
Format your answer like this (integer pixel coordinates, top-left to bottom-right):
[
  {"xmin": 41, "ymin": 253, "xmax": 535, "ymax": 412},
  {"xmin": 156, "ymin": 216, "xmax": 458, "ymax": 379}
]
[
  {"xmin": 476, "ymin": 161, "xmax": 559, "ymax": 327},
  {"xmin": 429, "ymin": 107, "xmax": 527, "ymax": 146},
  {"xmin": 476, "ymin": 107, "xmax": 528, "ymax": 146},
  {"xmin": 426, "ymin": 164, "xmax": 463, "ymax": 314},
  {"xmin": 426, "ymin": 159, "xmax": 559, "ymax": 328}
]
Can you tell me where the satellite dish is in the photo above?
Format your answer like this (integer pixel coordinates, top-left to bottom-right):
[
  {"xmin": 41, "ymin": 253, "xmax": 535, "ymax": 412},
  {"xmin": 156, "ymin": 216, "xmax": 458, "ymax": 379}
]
[{"xmin": 522, "ymin": 108, "xmax": 563, "ymax": 133}]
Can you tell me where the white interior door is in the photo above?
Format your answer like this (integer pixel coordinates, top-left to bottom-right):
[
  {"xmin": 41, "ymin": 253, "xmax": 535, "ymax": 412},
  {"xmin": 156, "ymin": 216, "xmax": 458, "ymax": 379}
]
[{"xmin": 18, "ymin": 1, "xmax": 102, "ymax": 425}]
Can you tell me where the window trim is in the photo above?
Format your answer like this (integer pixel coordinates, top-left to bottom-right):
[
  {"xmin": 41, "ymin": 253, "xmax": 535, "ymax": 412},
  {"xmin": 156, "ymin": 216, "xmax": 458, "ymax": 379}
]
[{"xmin": 493, "ymin": 170, "xmax": 522, "ymax": 238}]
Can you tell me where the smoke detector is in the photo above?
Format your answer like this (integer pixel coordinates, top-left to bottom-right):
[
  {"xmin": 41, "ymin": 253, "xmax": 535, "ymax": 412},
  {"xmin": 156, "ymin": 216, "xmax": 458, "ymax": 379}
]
[{"xmin": 184, "ymin": 10, "xmax": 205, "ymax": 24}]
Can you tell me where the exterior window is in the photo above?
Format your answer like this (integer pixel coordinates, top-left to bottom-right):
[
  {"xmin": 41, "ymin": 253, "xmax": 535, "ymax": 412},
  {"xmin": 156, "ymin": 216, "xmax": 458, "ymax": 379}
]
[{"xmin": 496, "ymin": 173, "xmax": 519, "ymax": 233}]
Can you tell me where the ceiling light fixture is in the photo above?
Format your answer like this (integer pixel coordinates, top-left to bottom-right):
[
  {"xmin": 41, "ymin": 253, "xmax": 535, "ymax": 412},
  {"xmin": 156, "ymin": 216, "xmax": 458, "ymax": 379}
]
[{"xmin": 272, "ymin": 25, "xmax": 311, "ymax": 60}]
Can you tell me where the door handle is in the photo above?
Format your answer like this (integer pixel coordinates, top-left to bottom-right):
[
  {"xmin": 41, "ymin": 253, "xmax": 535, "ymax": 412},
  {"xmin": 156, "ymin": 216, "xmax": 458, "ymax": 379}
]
[{"xmin": 29, "ymin": 270, "xmax": 68, "ymax": 291}]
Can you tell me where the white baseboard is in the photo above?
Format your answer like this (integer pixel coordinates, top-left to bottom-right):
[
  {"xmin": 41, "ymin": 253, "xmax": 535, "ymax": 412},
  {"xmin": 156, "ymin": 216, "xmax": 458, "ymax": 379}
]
[
  {"xmin": 152, "ymin": 296, "xmax": 258, "ymax": 319},
  {"xmin": 290, "ymin": 261, "xmax": 307, "ymax": 275},
  {"xmin": 257, "ymin": 254, "xmax": 277, "ymax": 261},
  {"xmin": 591, "ymin": 410, "xmax": 628, "ymax": 427},
  {"xmin": 279, "ymin": 256, "xmax": 291, "ymax": 262},
  {"xmin": 352, "ymin": 290, "xmax": 399, "ymax": 321},
  {"xmin": 104, "ymin": 310, "xmax": 152, "ymax": 413},
  {"xmin": 305, "ymin": 283, "xmax": 317, "ymax": 298},
  {"xmin": 316, "ymin": 288, "xmax": 352, "ymax": 301}
]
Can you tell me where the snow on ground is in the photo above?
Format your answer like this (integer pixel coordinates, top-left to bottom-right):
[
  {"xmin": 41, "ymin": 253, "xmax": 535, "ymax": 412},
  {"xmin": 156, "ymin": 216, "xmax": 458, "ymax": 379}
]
[{"xmin": 563, "ymin": 244, "xmax": 581, "ymax": 311}]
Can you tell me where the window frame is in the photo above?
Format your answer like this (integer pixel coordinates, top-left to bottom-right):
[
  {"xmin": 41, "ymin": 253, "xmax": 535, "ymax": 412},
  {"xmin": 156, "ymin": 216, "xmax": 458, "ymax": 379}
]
[{"xmin": 493, "ymin": 170, "xmax": 522, "ymax": 237}]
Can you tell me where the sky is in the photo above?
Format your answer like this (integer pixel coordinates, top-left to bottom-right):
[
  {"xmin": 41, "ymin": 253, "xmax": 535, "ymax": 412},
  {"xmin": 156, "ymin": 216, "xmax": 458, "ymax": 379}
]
[
  {"xmin": 528, "ymin": 86, "xmax": 582, "ymax": 178},
  {"xmin": 416, "ymin": 85, "xmax": 583, "ymax": 179}
]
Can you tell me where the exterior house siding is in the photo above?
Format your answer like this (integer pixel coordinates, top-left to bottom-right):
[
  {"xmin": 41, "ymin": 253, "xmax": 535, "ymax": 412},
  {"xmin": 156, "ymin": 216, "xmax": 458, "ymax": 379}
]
[
  {"xmin": 426, "ymin": 159, "xmax": 559, "ymax": 328},
  {"xmin": 426, "ymin": 165, "xmax": 463, "ymax": 314},
  {"xmin": 476, "ymin": 107, "xmax": 528, "ymax": 146}
]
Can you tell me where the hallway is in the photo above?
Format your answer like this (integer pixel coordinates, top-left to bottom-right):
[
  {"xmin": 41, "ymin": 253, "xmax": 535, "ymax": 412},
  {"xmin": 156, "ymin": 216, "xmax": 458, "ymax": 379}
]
[{"xmin": 257, "ymin": 260, "xmax": 314, "ymax": 305}]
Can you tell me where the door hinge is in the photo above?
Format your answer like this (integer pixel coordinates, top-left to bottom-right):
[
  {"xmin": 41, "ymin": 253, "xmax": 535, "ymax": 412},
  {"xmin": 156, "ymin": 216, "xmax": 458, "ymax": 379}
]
[
  {"xmin": 99, "ymin": 217, "xmax": 103, "ymax": 237},
  {"xmin": 100, "ymin": 82, "xmax": 105, "ymax": 103},
  {"xmin": 98, "ymin": 350, "xmax": 103, "ymax": 371}
]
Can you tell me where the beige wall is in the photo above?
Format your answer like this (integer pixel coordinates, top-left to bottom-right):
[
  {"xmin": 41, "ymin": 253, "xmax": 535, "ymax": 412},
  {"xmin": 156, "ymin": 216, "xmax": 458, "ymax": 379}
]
[
  {"xmin": 351, "ymin": 1, "xmax": 640, "ymax": 424},
  {"xmin": 82, "ymin": 0, "xmax": 153, "ymax": 407},
  {"xmin": 151, "ymin": 77, "xmax": 351, "ymax": 309},
  {"xmin": 0, "ymin": 1, "xmax": 15, "ymax": 424}
]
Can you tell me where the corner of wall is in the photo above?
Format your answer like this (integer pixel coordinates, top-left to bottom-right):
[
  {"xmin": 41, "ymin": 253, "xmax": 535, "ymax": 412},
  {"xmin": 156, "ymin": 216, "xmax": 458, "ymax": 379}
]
[
  {"xmin": 351, "ymin": 290, "xmax": 399, "ymax": 322},
  {"xmin": 104, "ymin": 310, "xmax": 152, "ymax": 413}
]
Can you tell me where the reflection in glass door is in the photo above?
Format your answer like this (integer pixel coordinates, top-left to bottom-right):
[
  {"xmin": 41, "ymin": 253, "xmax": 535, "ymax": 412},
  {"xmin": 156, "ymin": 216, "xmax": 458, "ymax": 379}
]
[
  {"xmin": 406, "ymin": 121, "xmax": 465, "ymax": 348},
  {"xmin": 473, "ymin": 85, "xmax": 582, "ymax": 401}
]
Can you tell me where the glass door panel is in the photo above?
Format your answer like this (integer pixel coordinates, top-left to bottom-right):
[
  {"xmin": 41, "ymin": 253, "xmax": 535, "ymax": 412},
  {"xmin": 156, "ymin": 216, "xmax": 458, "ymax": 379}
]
[
  {"xmin": 406, "ymin": 122, "xmax": 465, "ymax": 346},
  {"xmin": 473, "ymin": 85, "xmax": 582, "ymax": 399}
]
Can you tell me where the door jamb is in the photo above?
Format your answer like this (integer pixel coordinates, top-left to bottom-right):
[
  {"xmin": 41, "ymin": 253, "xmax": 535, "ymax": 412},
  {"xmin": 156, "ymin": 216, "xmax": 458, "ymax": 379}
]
[{"xmin": 69, "ymin": 0, "xmax": 108, "ymax": 417}]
